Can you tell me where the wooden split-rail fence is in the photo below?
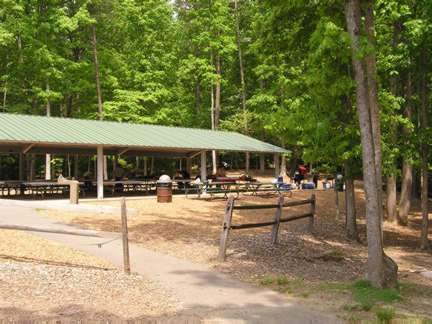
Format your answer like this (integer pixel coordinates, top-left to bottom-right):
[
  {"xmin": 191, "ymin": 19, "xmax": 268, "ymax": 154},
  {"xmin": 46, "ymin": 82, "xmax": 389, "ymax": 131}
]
[{"xmin": 218, "ymin": 194, "xmax": 316, "ymax": 261}]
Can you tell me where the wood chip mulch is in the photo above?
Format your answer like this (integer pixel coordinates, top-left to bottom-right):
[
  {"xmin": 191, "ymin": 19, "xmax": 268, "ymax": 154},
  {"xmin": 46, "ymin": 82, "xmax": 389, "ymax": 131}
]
[{"xmin": 0, "ymin": 261, "xmax": 180, "ymax": 321}]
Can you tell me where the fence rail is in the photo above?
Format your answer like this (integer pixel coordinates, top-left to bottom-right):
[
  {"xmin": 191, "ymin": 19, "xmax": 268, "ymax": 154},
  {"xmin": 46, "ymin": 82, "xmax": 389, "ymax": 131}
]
[{"xmin": 218, "ymin": 194, "xmax": 316, "ymax": 261}]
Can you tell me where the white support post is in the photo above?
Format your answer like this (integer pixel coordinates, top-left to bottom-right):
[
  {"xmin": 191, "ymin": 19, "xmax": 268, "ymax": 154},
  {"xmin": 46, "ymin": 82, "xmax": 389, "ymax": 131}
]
[
  {"xmin": 103, "ymin": 156, "xmax": 108, "ymax": 180},
  {"xmin": 212, "ymin": 150, "xmax": 217, "ymax": 175},
  {"xmin": 201, "ymin": 151, "xmax": 207, "ymax": 181},
  {"xmin": 97, "ymin": 145, "xmax": 104, "ymax": 199},
  {"xmin": 260, "ymin": 154, "xmax": 265, "ymax": 172},
  {"xmin": 45, "ymin": 154, "xmax": 51, "ymax": 180},
  {"xmin": 274, "ymin": 153, "xmax": 280, "ymax": 178},
  {"xmin": 245, "ymin": 152, "xmax": 250, "ymax": 174}
]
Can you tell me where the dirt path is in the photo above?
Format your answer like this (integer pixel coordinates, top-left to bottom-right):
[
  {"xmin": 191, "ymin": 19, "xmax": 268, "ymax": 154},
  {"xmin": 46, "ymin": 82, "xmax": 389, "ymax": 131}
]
[{"xmin": 0, "ymin": 205, "xmax": 339, "ymax": 323}]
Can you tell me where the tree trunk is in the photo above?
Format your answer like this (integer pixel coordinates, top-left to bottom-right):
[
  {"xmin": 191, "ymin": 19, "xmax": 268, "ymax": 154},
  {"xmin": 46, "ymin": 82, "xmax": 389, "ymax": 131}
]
[
  {"xmin": 195, "ymin": 81, "xmax": 201, "ymax": 113},
  {"xmin": 45, "ymin": 82, "xmax": 51, "ymax": 181},
  {"xmin": 386, "ymin": 22, "xmax": 401, "ymax": 223},
  {"xmin": 17, "ymin": 35, "xmax": 23, "ymax": 64},
  {"xmin": 335, "ymin": 183, "xmax": 340, "ymax": 219},
  {"xmin": 365, "ymin": 2, "xmax": 384, "ymax": 227},
  {"xmin": 91, "ymin": 25, "xmax": 103, "ymax": 120},
  {"xmin": 345, "ymin": 0, "xmax": 397, "ymax": 288},
  {"xmin": 398, "ymin": 163, "xmax": 412, "ymax": 224},
  {"xmin": 419, "ymin": 50, "xmax": 429, "ymax": 249},
  {"xmin": 386, "ymin": 176, "xmax": 397, "ymax": 222},
  {"xmin": 210, "ymin": 79, "xmax": 217, "ymax": 174},
  {"xmin": 234, "ymin": 0, "xmax": 247, "ymax": 132},
  {"xmin": 91, "ymin": 24, "xmax": 107, "ymax": 181},
  {"xmin": 2, "ymin": 82, "xmax": 6, "ymax": 110},
  {"xmin": 211, "ymin": 51, "xmax": 222, "ymax": 175},
  {"xmin": 398, "ymin": 73, "xmax": 413, "ymax": 225},
  {"xmin": 214, "ymin": 53, "xmax": 221, "ymax": 129},
  {"xmin": 345, "ymin": 162, "xmax": 358, "ymax": 240},
  {"xmin": 66, "ymin": 95, "xmax": 73, "ymax": 117}
]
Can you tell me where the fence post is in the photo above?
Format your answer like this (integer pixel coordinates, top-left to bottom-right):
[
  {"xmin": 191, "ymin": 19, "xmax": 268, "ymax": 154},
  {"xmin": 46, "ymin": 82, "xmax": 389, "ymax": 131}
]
[
  {"xmin": 308, "ymin": 194, "xmax": 316, "ymax": 233},
  {"xmin": 121, "ymin": 197, "xmax": 131, "ymax": 274},
  {"xmin": 271, "ymin": 195, "xmax": 284, "ymax": 245},
  {"xmin": 218, "ymin": 195, "xmax": 235, "ymax": 261}
]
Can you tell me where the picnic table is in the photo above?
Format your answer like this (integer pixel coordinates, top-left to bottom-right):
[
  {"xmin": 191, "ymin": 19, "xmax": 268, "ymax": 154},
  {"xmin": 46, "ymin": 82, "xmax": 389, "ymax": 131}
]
[
  {"xmin": 203, "ymin": 180, "xmax": 293, "ymax": 199},
  {"xmin": 88, "ymin": 180, "xmax": 156, "ymax": 196},
  {"xmin": 0, "ymin": 181, "xmax": 71, "ymax": 198}
]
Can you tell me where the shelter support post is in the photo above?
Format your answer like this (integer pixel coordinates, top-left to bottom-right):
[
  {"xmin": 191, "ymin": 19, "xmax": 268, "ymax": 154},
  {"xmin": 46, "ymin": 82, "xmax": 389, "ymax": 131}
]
[
  {"xmin": 245, "ymin": 152, "xmax": 250, "ymax": 174},
  {"xmin": 150, "ymin": 157, "xmax": 154, "ymax": 175},
  {"xmin": 74, "ymin": 155, "xmax": 79, "ymax": 179},
  {"xmin": 45, "ymin": 154, "xmax": 51, "ymax": 180},
  {"xmin": 212, "ymin": 150, "xmax": 217, "ymax": 175},
  {"xmin": 143, "ymin": 157, "xmax": 148, "ymax": 176},
  {"xmin": 274, "ymin": 153, "xmax": 280, "ymax": 177},
  {"xmin": 19, "ymin": 153, "xmax": 24, "ymax": 181},
  {"xmin": 97, "ymin": 145, "xmax": 104, "ymax": 199},
  {"xmin": 103, "ymin": 156, "xmax": 108, "ymax": 181},
  {"xmin": 29, "ymin": 154, "xmax": 35, "ymax": 181},
  {"xmin": 201, "ymin": 151, "xmax": 207, "ymax": 181},
  {"xmin": 260, "ymin": 154, "xmax": 265, "ymax": 172},
  {"xmin": 186, "ymin": 157, "xmax": 192, "ymax": 175}
]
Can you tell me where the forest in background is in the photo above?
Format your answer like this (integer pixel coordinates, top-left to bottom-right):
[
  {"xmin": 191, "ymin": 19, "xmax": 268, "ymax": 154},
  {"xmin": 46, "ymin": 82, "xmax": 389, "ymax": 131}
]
[{"xmin": 0, "ymin": 0, "xmax": 431, "ymax": 288}]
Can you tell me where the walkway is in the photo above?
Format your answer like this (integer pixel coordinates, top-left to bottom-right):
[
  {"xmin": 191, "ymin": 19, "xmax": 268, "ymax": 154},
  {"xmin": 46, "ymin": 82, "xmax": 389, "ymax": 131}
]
[{"xmin": 0, "ymin": 205, "xmax": 340, "ymax": 323}]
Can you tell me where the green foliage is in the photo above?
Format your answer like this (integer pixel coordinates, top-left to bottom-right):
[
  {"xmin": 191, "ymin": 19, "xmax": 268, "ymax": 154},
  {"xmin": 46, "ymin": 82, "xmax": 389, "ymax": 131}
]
[{"xmin": 0, "ymin": 0, "xmax": 430, "ymax": 181}]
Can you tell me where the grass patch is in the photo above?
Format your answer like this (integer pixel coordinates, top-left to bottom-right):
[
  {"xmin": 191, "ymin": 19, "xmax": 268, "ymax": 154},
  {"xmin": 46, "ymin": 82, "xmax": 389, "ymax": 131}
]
[
  {"xmin": 352, "ymin": 280, "xmax": 401, "ymax": 310},
  {"xmin": 375, "ymin": 307, "xmax": 396, "ymax": 323},
  {"xmin": 261, "ymin": 276, "xmax": 403, "ymax": 312},
  {"xmin": 276, "ymin": 275, "xmax": 290, "ymax": 285},
  {"xmin": 318, "ymin": 281, "xmax": 352, "ymax": 291},
  {"xmin": 260, "ymin": 275, "xmax": 299, "ymax": 287},
  {"xmin": 318, "ymin": 249, "xmax": 346, "ymax": 261},
  {"xmin": 260, "ymin": 276, "xmax": 275, "ymax": 286},
  {"xmin": 259, "ymin": 275, "xmax": 307, "ymax": 295}
]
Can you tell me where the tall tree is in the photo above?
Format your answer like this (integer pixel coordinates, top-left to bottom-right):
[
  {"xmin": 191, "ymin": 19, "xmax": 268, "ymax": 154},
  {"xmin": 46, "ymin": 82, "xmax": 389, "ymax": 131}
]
[{"xmin": 345, "ymin": 0, "xmax": 397, "ymax": 288}]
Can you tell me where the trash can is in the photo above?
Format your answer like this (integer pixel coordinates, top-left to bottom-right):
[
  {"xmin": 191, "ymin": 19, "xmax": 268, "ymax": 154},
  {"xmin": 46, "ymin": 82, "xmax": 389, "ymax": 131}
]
[{"xmin": 157, "ymin": 175, "xmax": 172, "ymax": 203}]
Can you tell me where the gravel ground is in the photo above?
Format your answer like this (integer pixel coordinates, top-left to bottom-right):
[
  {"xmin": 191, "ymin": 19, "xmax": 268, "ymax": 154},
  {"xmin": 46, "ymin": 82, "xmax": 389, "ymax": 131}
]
[
  {"xmin": 0, "ymin": 261, "xmax": 180, "ymax": 321},
  {"xmin": 0, "ymin": 230, "xmax": 180, "ymax": 321},
  {"xmin": 0, "ymin": 229, "xmax": 113, "ymax": 269}
]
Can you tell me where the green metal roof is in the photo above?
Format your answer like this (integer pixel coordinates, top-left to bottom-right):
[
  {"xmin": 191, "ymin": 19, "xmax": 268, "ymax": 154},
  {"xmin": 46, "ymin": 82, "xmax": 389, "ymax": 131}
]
[{"xmin": 0, "ymin": 113, "xmax": 288, "ymax": 154}]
